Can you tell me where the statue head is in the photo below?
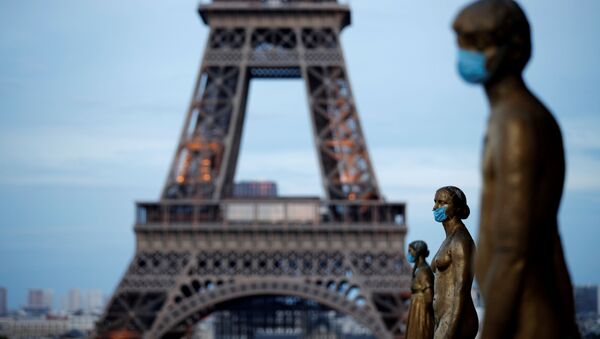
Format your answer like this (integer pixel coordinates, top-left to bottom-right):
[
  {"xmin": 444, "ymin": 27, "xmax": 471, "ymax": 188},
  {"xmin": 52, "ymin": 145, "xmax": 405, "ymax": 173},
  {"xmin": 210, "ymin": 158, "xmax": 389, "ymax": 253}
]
[
  {"xmin": 408, "ymin": 240, "xmax": 430, "ymax": 262},
  {"xmin": 434, "ymin": 186, "xmax": 470, "ymax": 221},
  {"xmin": 452, "ymin": 0, "xmax": 531, "ymax": 84}
]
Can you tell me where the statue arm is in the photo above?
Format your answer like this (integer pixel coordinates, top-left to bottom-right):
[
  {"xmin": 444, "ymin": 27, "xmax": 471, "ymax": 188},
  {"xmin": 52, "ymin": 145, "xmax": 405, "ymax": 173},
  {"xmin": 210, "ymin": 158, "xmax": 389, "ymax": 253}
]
[
  {"xmin": 481, "ymin": 117, "xmax": 535, "ymax": 339},
  {"xmin": 412, "ymin": 277, "xmax": 425, "ymax": 293},
  {"xmin": 424, "ymin": 283, "xmax": 434, "ymax": 305}
]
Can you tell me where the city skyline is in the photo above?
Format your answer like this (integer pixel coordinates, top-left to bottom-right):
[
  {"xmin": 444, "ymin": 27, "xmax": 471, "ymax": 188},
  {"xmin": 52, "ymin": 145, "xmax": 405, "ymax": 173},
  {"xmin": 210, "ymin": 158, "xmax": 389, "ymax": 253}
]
[
  {"xmin": 0, "ymin": 287, "xmax": 105, "ymax": 313},
  {"xmin": 1, "ymin": 0, "xmax": 599, "ymax": 310}
]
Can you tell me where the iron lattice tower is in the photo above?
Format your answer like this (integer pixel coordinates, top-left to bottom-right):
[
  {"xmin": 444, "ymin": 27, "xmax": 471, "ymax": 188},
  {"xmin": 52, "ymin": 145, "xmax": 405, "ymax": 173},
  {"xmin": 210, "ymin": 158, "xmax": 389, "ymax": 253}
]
[{"xmin": 95, "ymin": 1, "xmax": 411, "ymax": 338}]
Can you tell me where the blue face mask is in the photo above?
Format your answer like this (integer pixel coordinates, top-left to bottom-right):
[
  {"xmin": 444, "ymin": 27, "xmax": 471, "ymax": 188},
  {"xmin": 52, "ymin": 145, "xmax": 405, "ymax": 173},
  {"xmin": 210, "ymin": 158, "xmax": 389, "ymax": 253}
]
[
  {"xmin": 433, "ymin": 206, "xmax": 448, "ymax": 222},
  {"xmin": 457, "ymin": 48, "xmax": 490, "ymax": 84},
  {"xmin": 407, "ymin": 253, "xmax": 415, "ymax": 263}
]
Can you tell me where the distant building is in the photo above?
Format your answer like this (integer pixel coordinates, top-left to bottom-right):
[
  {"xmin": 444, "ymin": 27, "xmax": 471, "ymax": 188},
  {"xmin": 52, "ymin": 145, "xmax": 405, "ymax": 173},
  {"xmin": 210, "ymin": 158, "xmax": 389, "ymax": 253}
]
[
  {"xmin": 574, "ymin": 285, "xmax": 598, "ymax": 315},
  {"xmin": 26, "ymin": 289, "xmax": 53, "ymax": 314},
  {"xmin": 0, "ymin": 287, "xmax": 7, "ymax": 316},
  {"xmin": 0, "ymin": 313, "xmax": 97, "ymax": 338},
  {"xmin": 85, "ymin": 290, "xmax": 104, "ymax": 314},
  {"xmin": 67, "ymin": 289, "xmax": 81, "ymax": 312},
  {"xmin": 233, "ymin": 181, "xmax": 278, "ymax": 198},
  {"xmin": 60, "ymin": 289, "xmax": 104, "ymax": 314}
]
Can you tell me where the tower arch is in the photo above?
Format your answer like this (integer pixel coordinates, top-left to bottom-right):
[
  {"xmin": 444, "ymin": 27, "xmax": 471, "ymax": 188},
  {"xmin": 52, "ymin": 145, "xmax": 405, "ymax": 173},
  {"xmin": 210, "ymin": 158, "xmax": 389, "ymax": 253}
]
[{"xmin": 150, "ymin": 279, "xmax": 387, "ymax": 338}]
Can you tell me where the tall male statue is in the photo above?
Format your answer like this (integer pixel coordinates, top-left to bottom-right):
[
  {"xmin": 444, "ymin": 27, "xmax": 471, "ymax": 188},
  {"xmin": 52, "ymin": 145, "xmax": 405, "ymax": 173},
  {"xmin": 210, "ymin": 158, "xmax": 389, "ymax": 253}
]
[{"xmin": 452, "ymin": 1, "xmax": 580, "ymax": 338}]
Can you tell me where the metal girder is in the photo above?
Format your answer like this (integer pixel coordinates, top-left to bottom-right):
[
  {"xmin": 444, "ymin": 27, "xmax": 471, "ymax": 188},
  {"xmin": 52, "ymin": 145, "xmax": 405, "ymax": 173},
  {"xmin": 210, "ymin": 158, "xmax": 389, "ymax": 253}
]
[
  {"xmin": 94, "ymin": 223, "xmax": 411, "ymax": 339},
  {"xmin": 96, "ymin": 2, "xmax": 410, "ymax": 339},
  {"xmin": 162, "ymin": 7, "xmax": 381, "ymax": 201}
]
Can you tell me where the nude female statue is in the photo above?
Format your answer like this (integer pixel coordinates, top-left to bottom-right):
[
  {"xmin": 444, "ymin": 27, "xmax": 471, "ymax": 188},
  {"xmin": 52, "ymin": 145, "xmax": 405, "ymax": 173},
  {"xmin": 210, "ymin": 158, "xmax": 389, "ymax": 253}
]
[
  {"xmin": 452, "ymin": 1, "xmax": 580, "ymax": 338},
  {"xmin": 431, "ymin": 186, "xmax": 478, "ymax": 339},
  {"xmin": 406, "ymin": 240, "xmax": 434, "ymax": 339}
]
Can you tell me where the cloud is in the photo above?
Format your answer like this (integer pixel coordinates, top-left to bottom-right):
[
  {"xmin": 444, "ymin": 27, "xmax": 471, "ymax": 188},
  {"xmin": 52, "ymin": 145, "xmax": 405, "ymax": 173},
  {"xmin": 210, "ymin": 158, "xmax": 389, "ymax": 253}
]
[
  {"xmin": 0, "ymin": 126, "xmax": 172, "ymax": 187},
  {"xmin": 561, "ymin": 116, "xmax": 600, "ymax": 190},
  {"xmin": 236, "ymin": 138, "xmax": 600, "ymax": 199},
  {"xmin": 2, "ymin": 119, "xmax": 598, "ymax": 194},
  {"xmin": 373, "ymin": 147, "xmax": 480, "ymax": 191},
  {"xmin": 234, "ymin": 145, "xmax": 481, "ymax": 197},
  {"xmin": 563, "ymin": 117, "xmax": 600, "ymax": 150},
  {"xmin": 565, "ymin": 152, "xmax": 600, "ymax": 190}
]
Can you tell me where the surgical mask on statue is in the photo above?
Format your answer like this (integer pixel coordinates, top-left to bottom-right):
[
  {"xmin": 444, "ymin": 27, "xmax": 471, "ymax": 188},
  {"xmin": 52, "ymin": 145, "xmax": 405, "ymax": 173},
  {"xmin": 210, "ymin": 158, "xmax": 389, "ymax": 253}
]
[
  {"xmin": 407, "ymin": 253, "xmax": 415, "ymax": 263},
  {"xmin": 458, "ymin": 48, "xmax": 490, "ymax": 84},
  {"xmin": 433, "ymin": 206, "xmax": 448, "ymax": 222}
]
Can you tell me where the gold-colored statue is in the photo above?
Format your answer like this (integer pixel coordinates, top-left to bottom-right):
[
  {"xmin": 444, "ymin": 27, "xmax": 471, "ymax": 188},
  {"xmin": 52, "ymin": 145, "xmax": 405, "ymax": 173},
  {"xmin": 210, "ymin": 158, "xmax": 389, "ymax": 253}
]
[
  {"xmin": 452, "ymin": 1, "xmax": 580, "ymax": 338},
  {"xmin": 431, "ymin": 186, "xmax": 478, "ymax": 339},
  {"xmin": 406, "ymin": 240, "xmax": 435, "ymax": 339}
]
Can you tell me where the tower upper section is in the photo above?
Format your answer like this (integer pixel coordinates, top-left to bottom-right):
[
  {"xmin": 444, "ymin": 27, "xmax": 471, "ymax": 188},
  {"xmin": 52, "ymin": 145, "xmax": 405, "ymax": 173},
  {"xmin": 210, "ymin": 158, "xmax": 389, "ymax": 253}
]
[
  {"xmin": 199, "ymin": 0, "xmax": 351, "ymax": 30},
  {"xmin": 162, "ymin": 0, "xmax": 382, "ymax": 202}
]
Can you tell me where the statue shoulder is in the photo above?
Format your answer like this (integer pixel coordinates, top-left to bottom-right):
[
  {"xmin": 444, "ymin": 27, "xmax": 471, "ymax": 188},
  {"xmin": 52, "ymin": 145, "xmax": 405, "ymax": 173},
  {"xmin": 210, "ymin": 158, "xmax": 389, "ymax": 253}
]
[{"xmin": 415, "ymin": 264, "xmax": 434, "ymax": 286}]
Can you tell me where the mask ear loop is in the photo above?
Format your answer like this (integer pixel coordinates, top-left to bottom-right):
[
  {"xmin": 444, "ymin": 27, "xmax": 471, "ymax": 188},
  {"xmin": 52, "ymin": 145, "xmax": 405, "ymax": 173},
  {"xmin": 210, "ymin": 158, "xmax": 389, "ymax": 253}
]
[
  {"xmin": 442, "ymin": 187, "xmax": 461, "ymax": 216},
  {"xmin": 485, "ymin": 44, "xmax": 509, "ymax": 84}
]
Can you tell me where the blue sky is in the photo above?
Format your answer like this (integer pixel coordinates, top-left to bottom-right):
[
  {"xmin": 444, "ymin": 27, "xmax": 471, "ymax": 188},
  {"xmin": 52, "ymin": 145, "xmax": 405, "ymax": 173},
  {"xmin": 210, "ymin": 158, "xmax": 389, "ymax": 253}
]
[{"xmin": 1, "ymin": 0, "xmax": 599, "ymax": 309}]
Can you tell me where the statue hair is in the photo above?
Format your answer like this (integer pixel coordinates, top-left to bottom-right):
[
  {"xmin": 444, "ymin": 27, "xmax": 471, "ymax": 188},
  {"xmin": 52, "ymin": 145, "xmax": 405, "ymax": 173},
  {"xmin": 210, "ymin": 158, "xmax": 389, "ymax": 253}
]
[{"xmin": 409, "ymin": 240, "xmax": 430, "ymax": 259}]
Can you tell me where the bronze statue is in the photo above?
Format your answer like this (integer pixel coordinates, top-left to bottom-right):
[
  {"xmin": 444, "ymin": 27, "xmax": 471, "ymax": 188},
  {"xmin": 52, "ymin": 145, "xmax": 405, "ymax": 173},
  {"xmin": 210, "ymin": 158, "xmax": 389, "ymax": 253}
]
[
  {"xmin": 406, "ymin": 240, "xmax": 435, "ymax": 339},
  {"xmin": 431, "ymin": 186, "xmax": 478, "ymax": 339},
  {"xmin": 452, "ymin": 1, "xmax": 580, "ymax": 338}
]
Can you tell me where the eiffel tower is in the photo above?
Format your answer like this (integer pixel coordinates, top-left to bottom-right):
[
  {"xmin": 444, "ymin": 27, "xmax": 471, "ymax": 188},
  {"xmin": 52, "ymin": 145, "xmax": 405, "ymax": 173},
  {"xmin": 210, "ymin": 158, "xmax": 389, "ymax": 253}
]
[{"xmin": 95, "ymin": 1, "xmax": 411, "ymax": 338}]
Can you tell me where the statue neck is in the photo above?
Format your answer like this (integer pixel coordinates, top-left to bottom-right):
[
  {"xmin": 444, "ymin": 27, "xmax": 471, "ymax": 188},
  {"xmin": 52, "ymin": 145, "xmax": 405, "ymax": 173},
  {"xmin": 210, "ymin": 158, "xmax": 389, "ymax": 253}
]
[
  {"xmin": 442, "ymin": 218, "xmax": 462, "ymax": 236},
  {"xmin": 484, "ymin": 73, "xmax": 527, "ymax": 105}
]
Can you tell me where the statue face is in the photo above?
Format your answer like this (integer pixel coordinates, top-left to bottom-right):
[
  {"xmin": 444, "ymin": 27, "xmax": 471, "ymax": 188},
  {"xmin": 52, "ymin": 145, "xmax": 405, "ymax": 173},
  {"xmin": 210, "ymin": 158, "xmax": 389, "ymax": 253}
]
[
  {"xmin": 456, "ymin": 31, "xmax": 505, "ymax": 75},
  {"xmin": 453, "ymin": 2, "xmax": 508, "ymax": 82},
  {"xmin": 453, "ymin": 0, "xmax": 531, "ymax": 80},
  {"xmin": 408, "ymin": 246, "xmax": 417, "ymax": 258},
  {"xmin": 434, "ymin": 189, "xmax": 456, "ymax": 221}
]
